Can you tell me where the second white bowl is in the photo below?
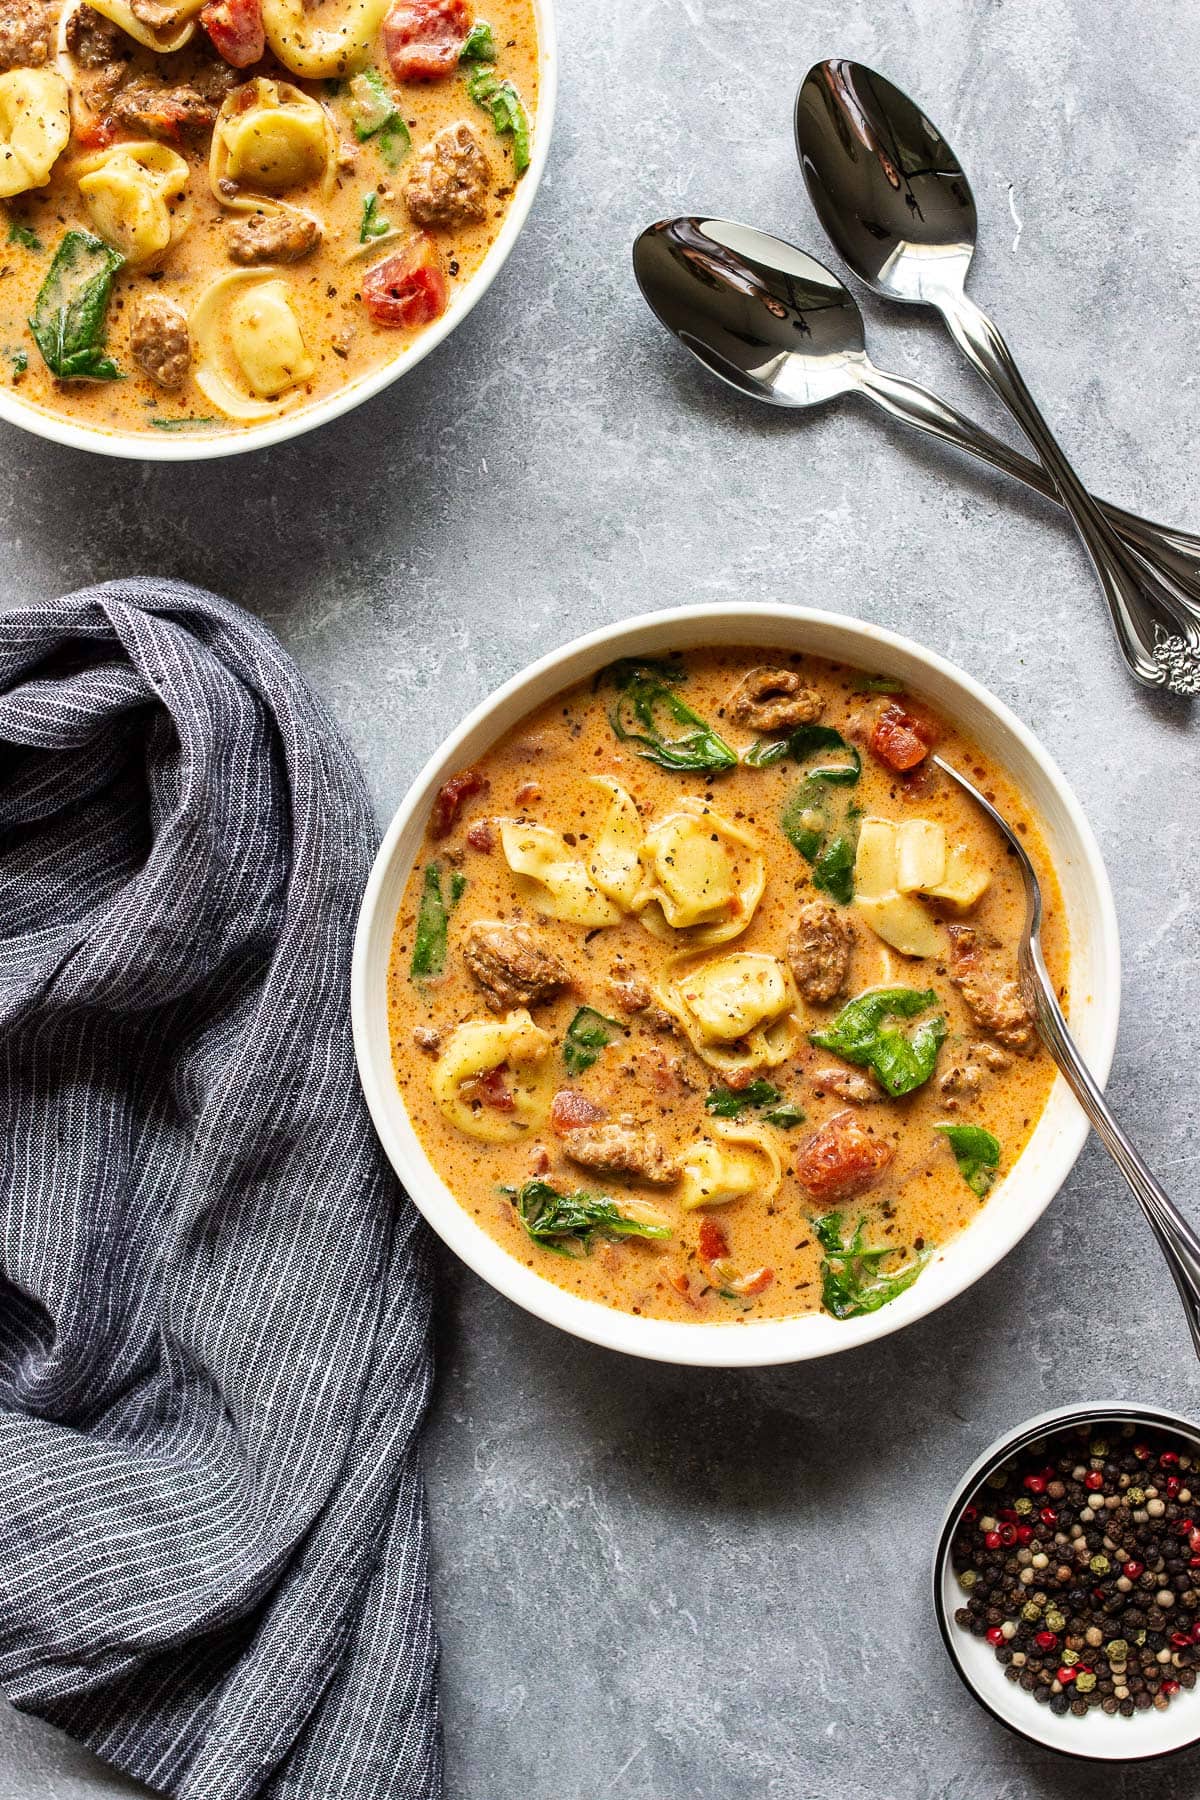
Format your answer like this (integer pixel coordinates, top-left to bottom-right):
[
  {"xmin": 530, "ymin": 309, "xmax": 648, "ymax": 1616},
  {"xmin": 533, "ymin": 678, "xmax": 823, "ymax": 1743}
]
[{"xmin": 352, "ymin": 603, "xmax": 1121, "ymax": 1367}]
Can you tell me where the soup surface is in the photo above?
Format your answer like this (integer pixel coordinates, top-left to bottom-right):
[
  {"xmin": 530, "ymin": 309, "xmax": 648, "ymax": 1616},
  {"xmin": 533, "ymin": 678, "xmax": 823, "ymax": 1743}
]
[
  {"xmin": 0, "ymin": 0, "xmax": 536, "ymax": 436},
  {"xmin": 388, "ymin": 647, "xmax": 1068, "ymax": 1327}
]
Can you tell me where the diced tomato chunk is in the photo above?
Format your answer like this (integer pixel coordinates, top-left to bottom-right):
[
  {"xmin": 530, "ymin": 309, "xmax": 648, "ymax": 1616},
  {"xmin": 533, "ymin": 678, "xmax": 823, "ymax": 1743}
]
[
  {"xmin": 72, "ymin": 117, "xmax": 118, "ymax": 150},
  {"xmin": 868, "ymin": 702, "xmax": 936, "ymax": 772},
  {"xmin": 362, "ymin": 233, "xmax": 449, "ymax": 330},
  {"xmin": 697, "ymin": 1218, "xmax": 730, "ymax": 1264},
  {"xmin": 869, "ymin": 702, "xmax": 940, "ymax": 773},
  {"xmin": 201, "ymin": 0, "xmax": 264, "ymax": 66},
  {"xmin": 473, "ymin": 1068, "xmax": 514, "ymax": 1111},
  {"xmin": 793, "ymin": 1109, "xmax": 895, "ymax": 1203},
  {"xmin": 429, "ymin": 766, "xmax": 484, "ymax": 838},
  {"xmin": 550, "ymin": 1090, "xmax": 607, "ymax": 1134},
  {"xmin": 465, "ymin": 819, "xmax": 495, "ymax": 852},
  {"xmin": 383, "ymin": 0, "xmax": 470, "ymax": 79}
]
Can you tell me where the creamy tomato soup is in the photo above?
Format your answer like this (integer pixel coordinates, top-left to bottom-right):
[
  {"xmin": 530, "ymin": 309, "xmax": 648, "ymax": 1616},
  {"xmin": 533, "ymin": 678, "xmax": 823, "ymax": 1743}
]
[
  {"xmin": 0, "ymin": 0, "xmax": 536, "ymax": 436},
  {"xmin": 388, "ymin": 648, "xmax": 1067, "ymax": 1327}
]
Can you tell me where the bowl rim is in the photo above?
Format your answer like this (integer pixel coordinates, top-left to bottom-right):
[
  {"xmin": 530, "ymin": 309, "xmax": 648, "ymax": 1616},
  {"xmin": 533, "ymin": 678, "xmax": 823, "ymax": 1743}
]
[
  {"xmin": 351, "ymin": 602, "xmax": 1122, "ymax": 1368},
  {"xmin": 0, "ymin": 0, "xmax": 558, "ymax": 463},
  {"xmin": 932, "ymin": 1400, "xmax": 1200, "ymax": 1762}
]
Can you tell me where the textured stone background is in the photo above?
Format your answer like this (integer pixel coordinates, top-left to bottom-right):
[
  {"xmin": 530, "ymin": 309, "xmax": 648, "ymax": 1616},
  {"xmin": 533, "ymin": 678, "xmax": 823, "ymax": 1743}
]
[{"xmin": 3, "ymin": 0, "xmax": 1200, "ymax": 1794}]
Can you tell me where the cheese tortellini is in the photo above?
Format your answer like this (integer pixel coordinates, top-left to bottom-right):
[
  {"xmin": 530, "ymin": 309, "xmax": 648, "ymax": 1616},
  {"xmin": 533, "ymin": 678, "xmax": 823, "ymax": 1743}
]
[
  {"xmin": 499, "ymin": 820, "xmax": 621, "ymax": 928},
  {"xmin": 679, "ymin": 1122, "xmax": 784, "ymax": 1211},
  {"xmin": 853, "ymin": 815, "xmax": 989, "ymax": 959},
  {"xmin": 658, "ymin": 952, "xmax": 799, "ymax": 1075},
  {"xmin": 587, "ymin": 777, "xmax": 643, "ymax": 912},
  {"xmin": 261, "ymin": 0, "xmax": 390, "ymax": 78},
  {"xmin": 0, "ymin": 67, "xmax": 69, "ymax": 200},
  {"xmin": 77, "ymin": 142, "xmax": 190, "ymax": 265},
  {"xmin": 191, "ymin": 270, "xmax": 315, "ymax": 421},
  {"xmin": 527, "ymin": 781, "xmax": 765, "ymax": 949},
  {"xmin": 634, "ymin": 798, "xmax": 766, "ymax": 948},
  {"xmin": 431, "ymin": 1009, "xmax": 553, "ymax": 1144},
  {"xmin": 80, "ymin": 0, "xmax": 202, "ymax": 53},
  {"xmin": 210, "ymin": 80, "xmax": 337, "ymax": 204}
]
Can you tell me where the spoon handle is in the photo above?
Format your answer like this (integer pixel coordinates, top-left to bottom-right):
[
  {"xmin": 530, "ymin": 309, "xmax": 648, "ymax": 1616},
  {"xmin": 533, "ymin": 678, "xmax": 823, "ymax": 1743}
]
[
  {"xmin": 859, "ymin": 365, "xmax": 1200, "ymax": 607},
  {"xmin": 1023, "ymin": 935, "xmax": 1200, "ymax": 1362},
  {"xmin": 937, "ymin": 291, "xmax": 1200, "ymax": 693}
]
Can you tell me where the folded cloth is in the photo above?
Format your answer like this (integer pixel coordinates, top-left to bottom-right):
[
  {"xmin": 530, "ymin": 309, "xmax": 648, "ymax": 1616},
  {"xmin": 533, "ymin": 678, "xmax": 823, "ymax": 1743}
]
[{"xmin": 0, "ymin": 579, "xmax": 441, "ymax": 1800}]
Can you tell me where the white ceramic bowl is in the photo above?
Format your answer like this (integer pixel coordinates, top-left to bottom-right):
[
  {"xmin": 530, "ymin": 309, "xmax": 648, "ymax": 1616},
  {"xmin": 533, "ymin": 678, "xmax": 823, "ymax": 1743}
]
[
  {"xmin": 934, "ymin": 1402, "xmax": 1200, "ymax": 1761},
  {"xmin": 0, "ymin": 0, "xmax": 557, "ymax": 462},
  {"xmin": 352, "ymin": 603, "xmax": 1121, "ymax": 1367}
]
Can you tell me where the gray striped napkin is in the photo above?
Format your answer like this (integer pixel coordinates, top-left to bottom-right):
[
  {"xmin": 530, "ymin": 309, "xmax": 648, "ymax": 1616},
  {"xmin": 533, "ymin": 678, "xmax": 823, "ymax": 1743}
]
[{"xmin": 0, "ymin": 579, "xmax": 441, "ymax": 1800}]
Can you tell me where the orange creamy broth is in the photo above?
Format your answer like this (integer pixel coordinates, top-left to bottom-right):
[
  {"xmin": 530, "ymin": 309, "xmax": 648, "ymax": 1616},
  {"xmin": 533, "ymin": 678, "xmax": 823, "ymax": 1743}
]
[
  {"xmin": 0, "ymin": 0, "xmax": 537, "ymax": 435},
  {"xmin": 387, "ymin": 648, "xmax": 1068, "ymax": 1326}
]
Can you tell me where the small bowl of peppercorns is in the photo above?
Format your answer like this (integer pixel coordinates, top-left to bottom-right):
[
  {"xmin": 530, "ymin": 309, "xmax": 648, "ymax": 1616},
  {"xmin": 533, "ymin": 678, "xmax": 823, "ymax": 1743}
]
[{"xmin": 934, "ymin": 1403, "xmax": 1200, "ymax": 1760}]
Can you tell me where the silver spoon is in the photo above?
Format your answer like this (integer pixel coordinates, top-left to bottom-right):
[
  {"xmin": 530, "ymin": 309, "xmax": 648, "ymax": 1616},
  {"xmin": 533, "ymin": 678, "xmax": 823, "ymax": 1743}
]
[
  {"xmin": 795, "ymin": 60, "xmax": 1200, "ymax": 697},
  {"xmin": 935, "ymin": 751, "xmax": 1200, "ymax": 1360},
  {"xmin": 632, "ymin": 217, "xmax": 1200, "ymax": 606}
]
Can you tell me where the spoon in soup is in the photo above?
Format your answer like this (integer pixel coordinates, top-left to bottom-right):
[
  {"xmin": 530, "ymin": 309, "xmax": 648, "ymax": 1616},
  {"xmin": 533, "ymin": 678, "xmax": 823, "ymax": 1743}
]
[
  {"xmin": 934, "ymin": 752, "xmax": 1200, "ymax": 1359},
  {"xmin": 793, "ymin": 60, "xmax": 1200, "ymax": 697},
  {"xmin": 632, "ymin": 217, "xmax": 1200, "ymax": 621}
]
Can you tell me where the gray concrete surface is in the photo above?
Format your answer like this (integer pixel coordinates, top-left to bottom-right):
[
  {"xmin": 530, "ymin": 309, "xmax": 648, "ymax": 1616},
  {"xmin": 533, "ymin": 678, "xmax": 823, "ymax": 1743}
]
[{"xmin": 3, "ymin": 0, "xmax": 1200, "ymax": 1794}]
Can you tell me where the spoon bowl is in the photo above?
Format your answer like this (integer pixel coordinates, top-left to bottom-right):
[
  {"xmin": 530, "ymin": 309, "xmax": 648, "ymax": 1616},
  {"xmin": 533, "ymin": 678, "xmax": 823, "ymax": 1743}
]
[
  {"xmin": 632, "ymin": 216, "xmax": 866, "ymax": 409},
  {"xmin": 795, "ymin": 60, "xmax": 976, "ymax": 306}
]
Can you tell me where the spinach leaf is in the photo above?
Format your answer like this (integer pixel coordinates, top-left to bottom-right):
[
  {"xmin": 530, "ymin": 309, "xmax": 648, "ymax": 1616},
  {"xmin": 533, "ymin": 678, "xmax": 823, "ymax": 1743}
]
[
  {"xmin": 466, "ymin": 64, "xmax": 532, "ymax": 174},
  {"xmin": 8, "ymin": 221, "xmax": 41, "ymax": 252},
  {"xmin": 348, "ymin": 67, "xmax": 394, "ymax": 138},
  {"xmin": 780, "ymin": 775, "xmax": 859, "ymax": 904},
  {"xmin": 607, "ymin": 663, "xmax": 737, "ymax": 774},
  {"xmin": 598, "ymin": 656, "xmax": 685, "ymax": 690},
  {"xmin": 359, "ymin": 191, "xmax": 391, "ymax": 242},
  {"xmin": 705, "ymin": 1079, "xmax": 805, "ymax": 1127},
  {"xmin": 746, "ymin": 723, "xmax": 861, "ymax": 784},
  {"xmin": 378, "ymin": 114, "xmax": 412, "ymax": 167},
  {"xmin": 409, "ymin": 861, "xmax": 465, "ymax": 980},
  {"xmin": 780, "ymin": 776, "xmax": 827, "ymax": 860},
  {"xmin": 706, "ymin": 1078, "xmax": 781, "ymax": 1118},
  {"xmin": 348, "ymin": 67, "xmax": 411, "ymax": 164},
  {"xmin": 813, "ymin": 1211, "xmax": 928, "ymax": 1319},
  {"xmin": 29, "ymin": 230, "xmax": 124, "ymax": 381},
  {"xmin": 809, "ymin": 986, "xmax": 947, "ymax": 1098},
  {"xmin": 812, "ymin": 832, "xmax": 856, "ymax": 906},
  {"xmin": 936, "ymin": 1123, "xmax": 1001, "ymax": 1198},
  {"xmin": 511, "ymin": 1180, "xmax": 671, "ymax": 1258},
  {"xmin": 563, "ymin": 1005, "xmax": 619, "ymax": 1075},
  {"xmin": 763, "ymin": 1101, "xmax": 807, "ymax": 1130},
  {"xmin": 460, "ymin": 19, "xmax": 496, "ymax": 59},
  {"xmin": 149, "ymin": 416, "xmax": 217, "ymax": 431}
]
